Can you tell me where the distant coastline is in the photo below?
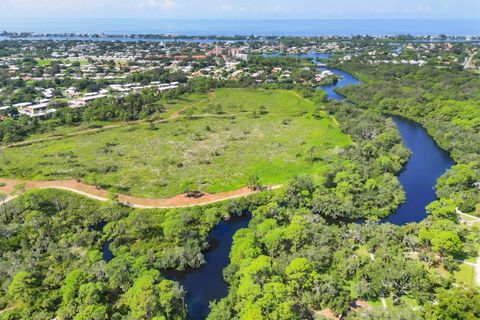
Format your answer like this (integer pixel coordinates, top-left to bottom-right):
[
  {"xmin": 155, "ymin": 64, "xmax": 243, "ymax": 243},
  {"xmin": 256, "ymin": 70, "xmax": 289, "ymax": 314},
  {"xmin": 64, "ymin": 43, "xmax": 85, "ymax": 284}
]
[
  {"xmin": 1, "ymin": 32, "xmax": 479, "ymax": 43},
  {"xmin": 1, "ymin": 18, "xmax": 479, "ymax": 37}
]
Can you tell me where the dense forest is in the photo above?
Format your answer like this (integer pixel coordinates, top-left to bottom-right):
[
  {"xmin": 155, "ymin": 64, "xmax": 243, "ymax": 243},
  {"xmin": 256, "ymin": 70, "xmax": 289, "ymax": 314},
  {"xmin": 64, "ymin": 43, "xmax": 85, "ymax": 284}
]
[
  {"xmin": 209, "ymin": 190, "xmax": 479, "ymax": 319},
  {"xmin": 2, "ymin": 169, "xmax": 478, "ymax": 319},
  {"xmin": 1, "ymin": 52, "xmax": 479, "ymax": 319},
  {"xmin": 0, "ymin": 189, "xmax": 269, "ymax": 319},
  {"xmin": 337, "ymin": 62, "xmax": 480, "ymax": 217},
  {"xmin": 206, "ymin": 85, "xmax": 480, "ymax": 319},
  {"xmin": 1, "ymin": 77, "xmax": 479, "ymax": 319}
]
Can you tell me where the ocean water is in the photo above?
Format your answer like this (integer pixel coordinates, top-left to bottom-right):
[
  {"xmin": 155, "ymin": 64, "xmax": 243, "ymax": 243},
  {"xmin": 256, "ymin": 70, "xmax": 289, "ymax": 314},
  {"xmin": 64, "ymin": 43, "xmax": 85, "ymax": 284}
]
[{"xmin": 1, "ymin": 18, "xmax": 479, "ymax": 36}]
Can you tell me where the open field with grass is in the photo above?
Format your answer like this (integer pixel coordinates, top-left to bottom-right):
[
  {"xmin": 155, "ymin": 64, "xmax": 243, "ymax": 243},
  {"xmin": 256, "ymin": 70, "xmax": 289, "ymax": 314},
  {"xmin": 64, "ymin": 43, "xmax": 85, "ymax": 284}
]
[
  {"xmin": 0, "ymin": 89, "xmax": 351, "ymax": 198},
  {"xmin": 11, "ymin": 92, "xmax": 213, "ymax": 144},
  {"xmin": 454, "ymin": 263, "xmax": 476, "ymax": 287},
  {"xmin": 36, "ymin": 59, "xmax": 89, "ymax": 66}
]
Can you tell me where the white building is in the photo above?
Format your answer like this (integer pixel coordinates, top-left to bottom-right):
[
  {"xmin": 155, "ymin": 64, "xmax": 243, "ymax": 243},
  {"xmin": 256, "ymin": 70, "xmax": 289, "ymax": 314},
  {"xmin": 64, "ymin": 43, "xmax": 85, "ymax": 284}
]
[{"xmin": 18, "ymin": 103, "xmax": 56, "ymax": 118}]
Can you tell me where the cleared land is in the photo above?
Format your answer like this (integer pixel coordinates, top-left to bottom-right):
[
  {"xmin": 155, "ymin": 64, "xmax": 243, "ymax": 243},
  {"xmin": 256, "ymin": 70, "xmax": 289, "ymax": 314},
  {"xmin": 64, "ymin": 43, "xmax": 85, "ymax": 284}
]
[
  {"xmin": 455, "ymin": 263, "xmax": 476, "ymax": 287},
  {"xmin": 0, "ymin": 178, "xmax": 280, "ymax": 208},
  {"xmin": 0, "ymin": 89, "xmax": 351, "ymax": 198}
]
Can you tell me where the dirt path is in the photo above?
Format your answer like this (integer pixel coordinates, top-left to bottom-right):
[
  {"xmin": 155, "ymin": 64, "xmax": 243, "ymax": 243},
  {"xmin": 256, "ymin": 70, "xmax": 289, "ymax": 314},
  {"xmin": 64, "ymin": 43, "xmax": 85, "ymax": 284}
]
[
  {"xmin": 456, "ymin": 207, "xmax": 480, "ymax": 222},
  {"xmin": 1, "ymin": 118, "xmax": 174, "ymax": 150},
  {"xmin": 0, "ymin": 178, "xmax": 281, "ymax": 209},
  {"xmin": 1, "ymin": 122, "xmax": 130, "ymax": 149},
  {"xmin": 464, "ymin": 53, "xmax": 476, "ymax": 70},
  {"xmin": 169, "ymin": 94, "xmax": 214, "ymax": 120},
  {"xmin": 291, "ymin": 91, "xmax": 314, "ymax": 104}
]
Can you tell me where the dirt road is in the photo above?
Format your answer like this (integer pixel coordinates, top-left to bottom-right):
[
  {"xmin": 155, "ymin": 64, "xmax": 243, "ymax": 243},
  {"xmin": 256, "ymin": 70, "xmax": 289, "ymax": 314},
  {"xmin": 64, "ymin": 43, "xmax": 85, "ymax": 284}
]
[{"xmin": 0, "ymin": 178, "xmax": 281, "ymax": 209}]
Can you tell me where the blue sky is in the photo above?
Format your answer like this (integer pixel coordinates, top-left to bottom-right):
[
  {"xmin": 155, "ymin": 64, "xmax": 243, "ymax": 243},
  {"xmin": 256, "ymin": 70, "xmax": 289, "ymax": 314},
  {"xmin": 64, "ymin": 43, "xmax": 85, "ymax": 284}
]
[{"xmin": 0, "ymin": 0, "xmax": 479, "ymax": 19}]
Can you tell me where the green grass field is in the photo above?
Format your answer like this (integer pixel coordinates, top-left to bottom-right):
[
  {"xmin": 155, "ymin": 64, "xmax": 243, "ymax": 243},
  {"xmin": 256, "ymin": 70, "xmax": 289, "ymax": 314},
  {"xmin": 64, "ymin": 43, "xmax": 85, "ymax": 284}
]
[
  {"xmin": 37, "ymin": 59, "xmax": 89, "ymax": 66},
  {"xmin": 0, "ymin": 89, "xmax": 351, "ymax": 198},
  {"xmin": 455, "ymin": 263, "xmax": 476, "ymax": 287},
  {"xmin": 18, "ymin": 93, "xmax": 212, "ymax": 143}
]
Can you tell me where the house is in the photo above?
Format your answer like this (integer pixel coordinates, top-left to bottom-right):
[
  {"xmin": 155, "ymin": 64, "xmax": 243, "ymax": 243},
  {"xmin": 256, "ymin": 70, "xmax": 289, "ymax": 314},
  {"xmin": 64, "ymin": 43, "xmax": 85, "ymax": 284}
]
[
  {"xmin": 13, "ymin": 102, "xmax": 33, "ymax": 108},
  {"xmin": 82, "ymin": 94, "xmax": 107, "ymax": 103},
  {"xmin": 315, "ymin": 70, "xmax": 336, "ymax": 83},
  {"xmin": 65, "ymin": 87, "xmax": 78, "ymax": 97},
  {"xmin": 68, "ymin": 94, "xmax": 107, "ymax": 109},
  {"xmin": 18, "ymin": 103, "xmax": 56, "ymax": 118},
  {"xmin": 110, "ymin": 84, "xmax": 131, "ymax": 93},
  {"xmin": 158, "ymin": 83, "xmax": 179, "ymax": 92},
  {"xmin": 68, "ymin": 99, "xmax": 85, "ymax": 108}
]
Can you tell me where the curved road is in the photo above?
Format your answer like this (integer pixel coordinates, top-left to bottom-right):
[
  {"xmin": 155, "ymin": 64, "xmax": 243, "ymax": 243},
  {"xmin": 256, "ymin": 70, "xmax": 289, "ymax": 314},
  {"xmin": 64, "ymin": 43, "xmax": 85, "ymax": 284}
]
[{"xmin": 0, "ymin": 177, "xmax": 280, "ymax": 208}]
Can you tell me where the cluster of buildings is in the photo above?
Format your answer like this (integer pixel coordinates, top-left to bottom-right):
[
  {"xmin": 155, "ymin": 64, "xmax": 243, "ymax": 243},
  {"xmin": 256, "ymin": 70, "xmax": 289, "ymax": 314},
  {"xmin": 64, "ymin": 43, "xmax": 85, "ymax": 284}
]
[
  {"xmin": 2, "ymin": 80, "xmax": 181, "ymax": 117},
  {"xmin": 315, "ymin": 70, "xmax": 336, "ymax": 83},
  {"xmin": 206, "ymin": 47, "xmax": 248, "ymax": 61},
  {"xmin": 348, "ymin": 42, "xmax": 479, "ymax": 69},
  {"xmin": 1, "ymin": 37, "xmax": 476, "ymax": 120}
]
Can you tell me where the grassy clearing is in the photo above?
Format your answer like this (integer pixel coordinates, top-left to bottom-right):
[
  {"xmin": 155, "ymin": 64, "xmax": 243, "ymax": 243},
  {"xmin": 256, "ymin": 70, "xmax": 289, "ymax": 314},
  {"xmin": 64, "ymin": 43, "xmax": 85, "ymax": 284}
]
[
  {"xmin": 454, "ymin": 263, "xmax": 476, "ymax": 286},
  {"xmin": 37, "ymin": 59, "xmax": 88, "ymax": 66},
  {"xmin": 36, "ymin": 59, "xmax": 54, "ymax": 66},
  {"xmin": 465, "ymin": 256, "xmax": 477, "ymax": 264},
  {"xmin": 159, "ymin": 92, "xmax": 214, "ymax": 118},
  {"xmin": 366, "ymin": 295, "xmax": 418, "ymax": 312},
  {"xmin": 19, "ymin": 120, "xmax": 116, "ymax": 142},
  {"xmin": 17, "ymin": 93, "xmax": 212, "ymax": 144},
  {"xmin": 183, "ymin": 88, "xmax": 316, "ymax": 115},
  {"xmin": 355, "ymin": 245, "xmax": 370, "ymax": 258},
  {"xmin": 366, "ymin": 299, "xmax": 383, "ymax": 308},
  {"xmin": 0, "ymin": 89, "xmax": 350, "ymax": 198}
]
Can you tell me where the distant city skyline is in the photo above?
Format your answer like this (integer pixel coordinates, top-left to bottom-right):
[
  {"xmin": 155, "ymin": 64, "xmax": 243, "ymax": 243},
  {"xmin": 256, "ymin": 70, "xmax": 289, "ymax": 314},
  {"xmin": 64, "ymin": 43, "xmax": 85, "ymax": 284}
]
[{"xmin": 0, "ymin": 0, "xmax": 479, "ymax": 19}]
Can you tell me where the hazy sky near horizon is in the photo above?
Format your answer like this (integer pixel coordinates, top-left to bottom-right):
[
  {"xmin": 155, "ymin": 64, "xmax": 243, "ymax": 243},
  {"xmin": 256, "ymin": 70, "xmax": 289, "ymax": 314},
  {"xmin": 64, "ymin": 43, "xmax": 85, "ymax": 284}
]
[{"xmin": 0, "ymin": 0, "xmax": 479, "ymax": 19}]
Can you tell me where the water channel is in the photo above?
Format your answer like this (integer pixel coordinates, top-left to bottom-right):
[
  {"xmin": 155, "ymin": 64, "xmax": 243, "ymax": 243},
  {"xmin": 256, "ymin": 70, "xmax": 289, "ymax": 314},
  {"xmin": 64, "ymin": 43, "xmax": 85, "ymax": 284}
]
[{"xmin": 102, "ymin": 55, "xmax": 454, "ymax": 319}]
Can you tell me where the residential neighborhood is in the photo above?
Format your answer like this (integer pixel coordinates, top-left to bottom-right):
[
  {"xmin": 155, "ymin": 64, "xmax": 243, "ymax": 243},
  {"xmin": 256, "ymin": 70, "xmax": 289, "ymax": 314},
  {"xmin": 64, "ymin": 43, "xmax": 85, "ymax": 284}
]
[{"xmin": 0, "ymin": 35, "xmax": 478, "ymax": 119}]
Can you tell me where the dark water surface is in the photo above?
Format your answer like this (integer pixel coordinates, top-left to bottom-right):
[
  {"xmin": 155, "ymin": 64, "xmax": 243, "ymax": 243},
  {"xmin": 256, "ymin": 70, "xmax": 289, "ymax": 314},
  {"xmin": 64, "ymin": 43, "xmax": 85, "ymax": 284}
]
[
  {"xmin": 383, "ymin": 116, "xmax": 454, "ymax": 224},
  {"xmin": 102, "ymin": 241, "xmax": 114, "ymax": 262},
  {"xmin": 313, "ymin": 65, "xmax": 455, "ymax": 225},
  {"xmin": 317, "ymin": 66, "xmax": 360, "ymax": 100},
  {"xmin": 160, "ymin": 66, "xmax": 455, "ymax": 319},
  {"xmin": 158, "ymin": 65, "xmax": 454, "ymax": 319},
  {"xmin": 96, "ymin": 63, "xmax": 454, "ymax": 318},
  {"xmin": 1, "ymin": 18, "xmax": 478, "ymax": 36},
  {"xmin": 164, "ymin": 214, "xmax": 251, "ymax": 320}
]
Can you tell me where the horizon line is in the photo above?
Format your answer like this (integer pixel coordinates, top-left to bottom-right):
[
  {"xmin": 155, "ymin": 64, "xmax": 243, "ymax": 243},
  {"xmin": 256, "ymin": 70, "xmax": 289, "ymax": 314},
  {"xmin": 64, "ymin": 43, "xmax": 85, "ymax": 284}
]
[{"xmin": 1, "ymin": 17, "xmax": 479, "ymax": 20}]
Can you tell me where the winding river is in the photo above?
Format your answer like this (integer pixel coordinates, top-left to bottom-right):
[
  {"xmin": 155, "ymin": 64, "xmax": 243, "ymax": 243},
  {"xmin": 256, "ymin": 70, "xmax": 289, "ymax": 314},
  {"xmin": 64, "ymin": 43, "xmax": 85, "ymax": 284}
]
[
  {"xmin": 165, "ymin": 215, "xmax": 251, "ymax": 320},
  {"xmin": 315, "ymin": 64, "xmax": 454, "ymax": 224},
  {"xmin": 383, "ymin": 116, "xmax": 454, "ymax": 224},
  {"xmin": 114, "ymin": 55, "xmax": 453, "ymax": 319}
]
